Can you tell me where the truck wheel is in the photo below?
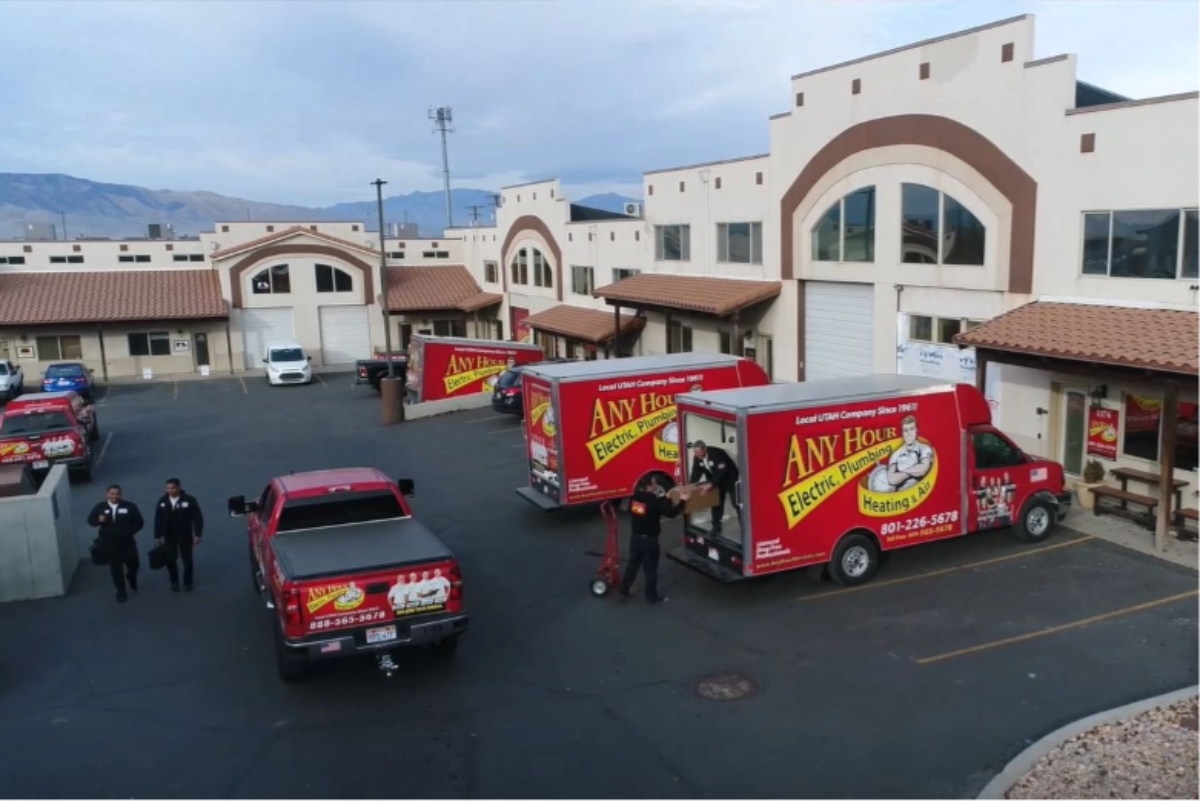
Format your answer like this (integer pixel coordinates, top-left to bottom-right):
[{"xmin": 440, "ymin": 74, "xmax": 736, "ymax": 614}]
[
  {"xmin": 273, "ymin": 628, "xmax": 309, "ymax": 682},
  {"xmin": 432, "ymin": 635, "xmax": 459, "ymax": 658},
  {"xmin": 1015, "ymin": 498, "xmax": 1056, "ymax": 543},
  {"xmin": 829, "ymin": 532, "xmax": 879, "ymax": 586}
]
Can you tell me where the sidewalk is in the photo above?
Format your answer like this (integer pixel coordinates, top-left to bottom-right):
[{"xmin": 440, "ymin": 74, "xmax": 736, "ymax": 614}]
[
  {"xmin": 1060, "ymin": 500, "xmax": 1197, "ymax": 569},
  {"xmin": 98, "ymin": 366, "xmax": 355, "ymax": 385}
]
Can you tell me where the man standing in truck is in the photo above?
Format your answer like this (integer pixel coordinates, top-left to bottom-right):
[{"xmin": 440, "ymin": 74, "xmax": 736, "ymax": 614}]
[
  {"xmin": 153, "ymin": 478, "xmax": 205, "ymax": 592},
  {"xmin": 690, "ymin": 440, "xmax": 740, "ymax": 535},
  {"xmin": 87, "ymin": 484, "xmax": 145, "ymax": 603},
  {"xmin": 618, "ymin": 477, "xmax": 689, "ymax": 604}
]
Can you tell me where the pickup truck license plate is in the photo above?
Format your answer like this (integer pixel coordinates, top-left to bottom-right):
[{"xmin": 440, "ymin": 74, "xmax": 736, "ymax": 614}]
[
  {"xmin": 32, "ymin": 460, "xmax": 48, "ymax": 470},
  {"xmin": 366, "ymin": 625, "xmax": 397, "ymax": 644},
  {"xmin": 708, "ymin": 547, "xmax": 719, "ymax": 562}
]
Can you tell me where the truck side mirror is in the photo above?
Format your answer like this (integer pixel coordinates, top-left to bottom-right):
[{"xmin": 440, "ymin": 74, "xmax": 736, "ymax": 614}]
[
  {"xmin": 397, "ymin": 478, "xmax": 416, "ymax": 497},
  {"xmin": 262, "ymin": 358, "xmax": 269, "ymax": 364},
  {"xmin": 307, "ymin": 355, "xmax": 312, "ymax": 361},
  {"xmin": 227, "ymin": 495, "xmax": 247, "ymax": 517}
]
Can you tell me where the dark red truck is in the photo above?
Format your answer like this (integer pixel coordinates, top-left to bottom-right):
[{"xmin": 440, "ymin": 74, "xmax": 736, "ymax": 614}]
[{"xmin": 228, "ymin": 467, "xmax": 468, "ymax": 682}]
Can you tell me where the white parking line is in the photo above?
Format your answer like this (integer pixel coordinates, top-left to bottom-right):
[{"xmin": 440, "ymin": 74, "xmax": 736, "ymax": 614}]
[
  {"xmin": 97, "ymin": 386, "xmax": 111, "ymax": 406},
  {"xmin": 173, "ymin": 381, "xmax": 179, "ymax": 400},
  {"xmin": 315, "ymin": 373, "xmax": 328, "ymax": 388},
  {"xmin": 94, "ymin": 432, "xmax": 114, "ymax": 468},
  {"xmin": 465, "ymin": 415, "xmax": 503, "ymax": 424},
  {"xmin": 486, "ymin": 425, "xmax": 522, "ymax": 435},
  {"xmin": 238, "ymin": 376, "xmax": 249, "ymax": 395}
]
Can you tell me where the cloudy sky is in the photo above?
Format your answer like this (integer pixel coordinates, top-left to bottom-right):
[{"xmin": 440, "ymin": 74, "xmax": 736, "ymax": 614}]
[{"xmin": 0, "ymin": 0, "xmax": 1195, "ymax": 207}]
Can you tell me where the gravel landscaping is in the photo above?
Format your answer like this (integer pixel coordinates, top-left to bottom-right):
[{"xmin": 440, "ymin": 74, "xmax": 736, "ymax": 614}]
[{"xmin": 1006, "ymin": 696, "xmax": 1199, "ymax": 800}]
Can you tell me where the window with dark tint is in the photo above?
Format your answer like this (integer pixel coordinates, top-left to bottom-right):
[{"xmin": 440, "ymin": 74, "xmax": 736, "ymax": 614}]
[
  {"xmin": 1, "ymin": 411, "xmax": 72, "ymax": 435},
  {"xmin": 269, "ymin": 348, "xmax": 304, "ymax": 362},
  {"xmin": 812, "ymin": 202, "xmax": 840, "ymax": 261},
  {"xmin": 315, "ymin": 263, "xmax": 353, "ymax": 293},
  {"xmin": 1081, "ymin": 212, "xmax": 1112, "ymax": 275},
  {"xmin": 276, "ymin": 490, "xmax": 405, "ymax": 532},
  {"xmin": 972, "ymin": 432, "xmax": 1026, "ymax": 470},
  {"xmin": 1111, "ymin": 210, "xmax": 1179, "ymax": 279},
  {"xmin": 496, "ymin": 369, "xmax": 523, "ymax": 389},
  {"xmin": 842, "ymin": 186, "xmax": 876, "ymax": 262},
  {"xmin": 128, "ymin": 332, "xmax": 170, "ymax": 357},
  {"xmin": 252, "ymin": 265, "xmax": 291, "ymax": 294},
  {"xmin": 901, "ymin": 184, "xmax": 939, "ymax": 263},
  {"xmin": 1184, "ymin": 210, "xmax": 1199, "ymax": 279},
  {"xmin": 942, "ymin": 194, "xmax": 985, "ymax": 265}
]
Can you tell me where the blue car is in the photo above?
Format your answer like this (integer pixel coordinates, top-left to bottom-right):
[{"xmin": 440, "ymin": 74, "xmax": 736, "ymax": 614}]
[{"xmin": 41, "ymin": 362, "xmax": 95, "ymax": 402}]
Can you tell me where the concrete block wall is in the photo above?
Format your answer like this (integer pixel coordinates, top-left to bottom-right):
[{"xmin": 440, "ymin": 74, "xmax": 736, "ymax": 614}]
[{"xmin": 0, "ymin": 465, "xmax": 78, "ymax": 602}]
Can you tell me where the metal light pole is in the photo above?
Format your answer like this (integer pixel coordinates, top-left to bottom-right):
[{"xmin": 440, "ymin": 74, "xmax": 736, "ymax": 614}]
[
  {"xmin": 372, "ymin": 178, "xmax": 395, "ymax": 378},
  {"xmin": 429, "ymin": 106, "xmax": 455, "ymax": 229}
]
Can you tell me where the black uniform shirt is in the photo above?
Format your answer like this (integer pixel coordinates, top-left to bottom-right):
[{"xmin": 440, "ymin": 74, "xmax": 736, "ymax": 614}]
[{"xmin": 629, "ymin": 490, "xmax": 685, "ymax": 539}]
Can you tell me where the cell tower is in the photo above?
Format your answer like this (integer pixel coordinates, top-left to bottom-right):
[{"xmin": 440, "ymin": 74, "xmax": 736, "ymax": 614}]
[{"xmin": 428, "ymin": 106, "xmax": 455, "ymax": 229}]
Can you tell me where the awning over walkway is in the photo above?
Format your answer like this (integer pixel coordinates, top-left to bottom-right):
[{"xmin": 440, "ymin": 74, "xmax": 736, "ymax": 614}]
[
  {"xmin": 954, "ymin": 301, "xmax": 1198, "ymax": 377},
  {"xmin": 593, "ymin": 274, "xmax": 781, "ymax": 317},
  {"xmin": 0, "ymin": 269, "xmax": 228, "ymax": 324},
  {"xmin": 522, "ymin": 305, "xmax": 645, "ymax": 344},
  {"xmin": 385, "ymin": 266, "xmax": 502, "ymax": 313}
]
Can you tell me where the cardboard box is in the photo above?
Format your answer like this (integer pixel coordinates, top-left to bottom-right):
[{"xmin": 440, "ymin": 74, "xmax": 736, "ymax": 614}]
[{"xmin": 668, "ymin": 483, "xmax": 719, "ymax": 515}]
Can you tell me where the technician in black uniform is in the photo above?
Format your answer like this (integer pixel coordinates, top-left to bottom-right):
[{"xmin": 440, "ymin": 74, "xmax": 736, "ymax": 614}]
[
  {"xmin": 153, "ymin": 477, "xmax": 205, "ymax": 592},
  {"xmin": 86, "ymin": 484, "xmax": 145, "ymax": 603},
  {"xmin": 689, "ymin": 440, "xmax": 741, "ymax": 535},
  {"xmin": 617, "ymin": 477, "xmax": 689, "ymax": 604}
]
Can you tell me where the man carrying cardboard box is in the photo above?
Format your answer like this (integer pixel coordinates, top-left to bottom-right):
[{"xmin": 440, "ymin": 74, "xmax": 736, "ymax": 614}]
[{"xmin": 688, "ymin": 440, "xmax": 741, "ymax": 535}]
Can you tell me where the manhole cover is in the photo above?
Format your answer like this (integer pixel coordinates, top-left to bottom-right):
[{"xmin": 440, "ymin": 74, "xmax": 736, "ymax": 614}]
[{"xmin": 693, "ymin": 671, "xmax": 758, "ymax": 701}]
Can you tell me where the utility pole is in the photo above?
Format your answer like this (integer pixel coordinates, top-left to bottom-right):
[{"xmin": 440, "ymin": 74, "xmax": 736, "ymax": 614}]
[
  {"xmin": 60, "ymin": 211, "xmax": 67, "ymax": 241},
  {"xmin": 372, "ymin": 178, "xmax": 396, "ymax": 378},
  {"xmin": 428, "ymin": 106, "xmax": 455, "ymax": 230},
  {"xmin": 466, "ymin": 205, "xmax": 485, "ymax": 226}
]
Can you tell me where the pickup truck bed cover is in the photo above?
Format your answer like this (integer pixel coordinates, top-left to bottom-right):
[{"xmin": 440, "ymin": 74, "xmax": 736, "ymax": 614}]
[{"xmin": 272, "ymin": 517, "xmax": 453, "ymax": 581}]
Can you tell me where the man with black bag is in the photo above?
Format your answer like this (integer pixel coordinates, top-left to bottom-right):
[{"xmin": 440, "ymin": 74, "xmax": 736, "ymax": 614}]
[
  {"xmin": 153, "ymin": 477, "xmax": 205, "ymax": 592},
  {"xmin": 689, "ymin": 440, "xmax": 741, "ymax": 535},
  {"xmin": 86, "ymin": 484, "xmax": 145, "ymax": 603}
]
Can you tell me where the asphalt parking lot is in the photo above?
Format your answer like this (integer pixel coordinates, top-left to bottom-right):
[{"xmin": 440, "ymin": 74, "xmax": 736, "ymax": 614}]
[{"xmin": 0, "ymin": 374, "xmax": 1196, "ymax": 799}]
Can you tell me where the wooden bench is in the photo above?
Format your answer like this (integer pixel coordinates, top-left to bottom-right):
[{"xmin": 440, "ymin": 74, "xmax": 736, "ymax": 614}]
[
  {"xmin": 1089, "ymin": 485, "xmax": 1159, "ymax": 530},
  {"xmin": 1174, "ymin": 507, "xmax": 1199, "ymax": 541}
]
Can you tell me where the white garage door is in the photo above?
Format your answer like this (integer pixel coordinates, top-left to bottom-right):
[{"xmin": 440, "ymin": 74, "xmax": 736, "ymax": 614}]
[
  {"xmin": 240, "ymin": 308, "xmax": 297, "ymax": 369},
  {"xmin": 318, "ymin": 306, "xmax": 371, "ymax": 365},
  {"xmin": 804, "ymin": 282, "xmax": 876, "ymax": 381}
]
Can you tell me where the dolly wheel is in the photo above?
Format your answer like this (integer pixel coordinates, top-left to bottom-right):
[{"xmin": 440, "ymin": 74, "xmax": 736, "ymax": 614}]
[{"xmin": 590, "ymin": 578, "xmax": 611, "ymax": 598}]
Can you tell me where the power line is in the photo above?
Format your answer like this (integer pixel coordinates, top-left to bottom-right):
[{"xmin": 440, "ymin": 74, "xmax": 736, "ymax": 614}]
[{"xmin": 428, "ymin": 106, "xmax": 455, "ymax": 229}]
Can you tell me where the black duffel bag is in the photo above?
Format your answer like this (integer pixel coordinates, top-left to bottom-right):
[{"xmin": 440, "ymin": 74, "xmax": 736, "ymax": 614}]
[
  {"xmin": 89, "ymin": 537, "xmax": 114, "ymax": 566},
  {"xmin": 147, "ymin": 541, "xmax": 177, "ymax": 571}
]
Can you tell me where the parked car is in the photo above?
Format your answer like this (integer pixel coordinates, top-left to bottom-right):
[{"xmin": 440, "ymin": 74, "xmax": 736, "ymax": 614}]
[
  {"xmin": 355, "ymin": 351, "xmax": 408, "ymax": 393},
  {"xmin": 0, "ymin": 360, "xmax": 24, "ymax": 402},
  {"xmin": 40, "ymin": 362, "xmax": 95, "ymax": 402},
  {"xmin": 490, "ymin": 358, "xmax": 572, "ymax": 417},
  {"xmin": 228, "ymin": 467, "xmax": 467, "ymax": 682},
  {"xmin": 6, "ymin": 391, "xmax": 98, "ymax": 443},
  {"xmin": 263, "ymin": 341, "xmax": 313, "ymax": 386}
]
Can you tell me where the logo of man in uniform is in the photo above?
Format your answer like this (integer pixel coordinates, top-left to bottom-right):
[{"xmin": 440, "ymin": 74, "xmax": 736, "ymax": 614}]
[{"xmin": 885, "ymin": 415, "xmax": 934, "ymax": 491}]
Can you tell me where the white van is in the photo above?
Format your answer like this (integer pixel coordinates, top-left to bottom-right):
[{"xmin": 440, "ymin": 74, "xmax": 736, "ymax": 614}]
[{"xmin": 263, "ymin": 341, "xmax": 313, "ymax": 386}]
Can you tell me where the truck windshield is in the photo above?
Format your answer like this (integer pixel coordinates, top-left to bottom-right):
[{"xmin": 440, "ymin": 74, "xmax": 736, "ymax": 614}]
[
  {"xmin": 269, "ymin": 348, "xmax": 304, "ymax": 362},
  {"xmin": 276, "ymin": 489, "xmax": 406, "ymax": 532},
  {"xmin": 1, "ymin": 411, "xmax": 71, "ymax": 435},
  {"xmin": 496, "ymin": 369, "xmax": 522, "ymax": 389}
]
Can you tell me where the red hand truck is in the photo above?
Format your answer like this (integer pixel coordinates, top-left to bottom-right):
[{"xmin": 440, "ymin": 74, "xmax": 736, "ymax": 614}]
[{"xmin": 586, "ymin": 500, "xmax": 623, "ymax": 598}]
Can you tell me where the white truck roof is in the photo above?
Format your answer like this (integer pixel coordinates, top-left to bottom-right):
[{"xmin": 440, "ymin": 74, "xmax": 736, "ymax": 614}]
[
  {"xmin": 524, "ymin": 352, "xmax": 747, "ymax": 382},
  {"xmin": 680, "ymin": 375, "xmax": 956, "ymax": 414}
]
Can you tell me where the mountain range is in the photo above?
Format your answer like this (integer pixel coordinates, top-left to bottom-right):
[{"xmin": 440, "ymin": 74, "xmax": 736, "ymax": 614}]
[{"xmin": 0, "ymin": 173, "xmax": 640, "ymax": 240}]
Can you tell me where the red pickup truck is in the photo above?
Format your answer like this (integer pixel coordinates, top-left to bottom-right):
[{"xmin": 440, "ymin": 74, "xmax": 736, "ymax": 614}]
[
  {"xmin": 228, "ymin": 467, "xmax": 468, "ymax": 682},
  {"xmin": 0, "ymin": 391, "xmax": 95, "ymax": 481}
]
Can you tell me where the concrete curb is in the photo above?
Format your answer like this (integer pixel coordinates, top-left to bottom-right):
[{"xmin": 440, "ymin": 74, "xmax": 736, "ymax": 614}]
[
  {"xmin": 977, "ymin": 684, "xmax": 1199, "ymax": 799},
  {"xmin": 403, "ymin": 392, "xmax": 492, "ymax": 421}
]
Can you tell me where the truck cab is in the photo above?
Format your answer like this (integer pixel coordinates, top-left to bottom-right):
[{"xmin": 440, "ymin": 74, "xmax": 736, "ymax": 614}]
[{"xmin": 229, "ymin": 467, "xmax": 467, "ymax": 682}]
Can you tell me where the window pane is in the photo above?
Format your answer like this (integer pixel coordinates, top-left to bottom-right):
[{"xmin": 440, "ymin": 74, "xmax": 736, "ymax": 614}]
[
  {"xmin": 271, "ymin": 264, "xmax": 291, "ymax": 293},
  {"xmin": 942, "ymin": 194, "xmax": 986, "ymax": 265},
  {"xmin": 61, "ymin": 336, "xmax": 83, "ymax": 359},
  {"xmin": 680, "ymin": 226, "xmax": 691, "ymax": 260},
  {"xmin": 1081, "ymin": 213, "xmax": 1111, "ymax": 275},
  {"xmin": 149, "ymin": 333, "xmax": 171, "ymax": 356},
  {"xmin": 812, "ymin": 203, "xmax": 840, "ymax": 261},
  {"xmin": 842, "ymin": 187, "xmax": 875, "ymax": 262},
  {"xmin": 751, "ymin": 222, "xmax": 763, "ymax": 264},
  {"xmin": 1123, "ymin": 393, "xmax": 1161, "ymax": 461},
  {"xmin": 36, "ymin": 336, "xmax": 62, "ymax": 361},
  {"xmin": 909, "ymin": 315, "xmax": 933, "ymax": 342},
  {"xmin": 252, "ymin": 270, "xmax": 272, "ymax": 294},
  {"xmin": 315, "ymin": 264, "xmax": 333, "ymax": 293},
  {"xmin": 1110, "ymin": 210, "xmax": 1179, "ymax": 279},
  {"xmin": 901, "ymin": 184, "xmax": 939, "ymax": 264},
  {"xmin": 1183, "ymin": 210, "xmax": 1198, "ymax": 279},
  {"xmin": 127, "ymin": 335, "xmax": 149, "ymax": 357},
  {"xmin": 936, "ymin": 318, "xmax": 962, "ymax": 344},
  {"xmin": 661, "ymin": 226, "xmax": 683, "ymax": 260},
  {"xmin": 335, "ymin": 268, "xmax": 353, "ymax": 292},
  {"xmin": 726, "ymin": 222, "xmax": 751, "ymax": 263}
]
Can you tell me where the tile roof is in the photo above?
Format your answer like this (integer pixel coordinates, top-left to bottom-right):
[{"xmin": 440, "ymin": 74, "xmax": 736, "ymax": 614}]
[
  {"xmin": 385, "ymin": 266, "xmax": 501, "ymax": 312},
  {"xmin": 210, "ymin": 225, "xmax": 378, "ymax": 260},
  {"xmin": 955, "ymin": 301, "xmax": 1199, "ymax": 376},
  {"xmin": 0, "ymin": 269, "xmax": 228, "ymax": 324},
  {"xmin": 522, "ymin": 305, "xmax": 646, "ymax": 343},
  {"xmin": 593, "ymin": 273, "xmax": 781, "ymax": 316}
]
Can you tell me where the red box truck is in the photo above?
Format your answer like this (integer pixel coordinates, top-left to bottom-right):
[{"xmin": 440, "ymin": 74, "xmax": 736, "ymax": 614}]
[
  {"xmin": 517, "ymin": 353, "xmax": 770, "ymax": 510},
  {"xmin": 670, "ymin": 375, "xmax": 1071, "ymax": 586},
  {"xmin": 405, "ymin": 335, "xmax": 544, "ymax": 403}
]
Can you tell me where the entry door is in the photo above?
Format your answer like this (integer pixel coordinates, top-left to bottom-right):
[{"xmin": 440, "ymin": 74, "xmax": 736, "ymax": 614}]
[
  {"xmin": 1060, "ymin": 386, "xmax": 1088, "ymax": 476},
  {"xmin": 193, "ymin": 332, "xmax": 211, "ymax": 367}
]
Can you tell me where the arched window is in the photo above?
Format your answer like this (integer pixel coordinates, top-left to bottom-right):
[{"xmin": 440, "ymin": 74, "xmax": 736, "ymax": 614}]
[
  {"xmin": 901, "ymin": 183, "xmax": 986, "ymax": 266},
  {"xmin": 510, "ymin": 248, "xmax": 529, "ymax": 285},
  {"xmin": 251, "ymin": 264, "xmax": 290, "ymax": 294},
  {"xmin": 531, "ymin": 248, "xmax": 552, "ymax": 288},
  {"xmin": 811, "ymin": 187, "xmax": 875, "ymax": 263},
  {"xmin": 315, "ymin": 263, "xmax": 353, "ymax": 293}
]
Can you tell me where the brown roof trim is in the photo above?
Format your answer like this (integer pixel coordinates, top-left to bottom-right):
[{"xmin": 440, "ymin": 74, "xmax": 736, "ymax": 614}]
[
  {"xmin": 1024, "ymin": 54, "xmax": 1069, "ymax": 68},
  {"xmin": 457, "ymin": 292, "xmax": 504, "ymax": 313},
  {"xmin": 769, "ymin": 111, "xmax": 791, "ymax": 121},
  {"xmin": 1065, "ymin": 90, "xmax": 1199, "ymax": 116},
  {"xmin": 227, "ymin": 245, "xmax": 376, "ymax": 309},
  {"xmin": 643, "ymin": 153, "xmax": 769, "ymax": 177},
  {"xmin": 522, "ymin": 305, "xmax": 645, "ymax": 344},
  {"xmin": 779, "ymin": 114, "xmax": 1037, "ymax": 295},
  {"xmin": 211, "ymin": 225, "xmax": 378, "ymax": 260},
  {"xmin": 500, "ymin": 215, "xmax": 564, "ymax": 302},
  {"xmin": 0, "ymin": 269, "xmax": 228, "ymax": 325},
  {"xmin": 594, "ymin": 274, "xmax": 781, "ymax": 317},
  {"xmin": 499, "ymin": 178, "xmax": 557, "ymax": 191},
  {"xmin": 790, "ymin": 15, "xmax": 1029, "ymax": 80}
]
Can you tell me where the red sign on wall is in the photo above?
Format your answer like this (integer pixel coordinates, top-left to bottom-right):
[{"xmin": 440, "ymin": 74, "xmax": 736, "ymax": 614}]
[
  {"xmin": 510, "ymin": 307, "xmax": 531, "ymax": 343},
  {"xmin": 1086, "ymin": 406, "xmax": 1119, "ymax": 460}
]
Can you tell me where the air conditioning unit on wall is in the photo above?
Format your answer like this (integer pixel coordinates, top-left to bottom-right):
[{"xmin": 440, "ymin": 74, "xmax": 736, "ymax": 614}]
[{"xmin": 623, "ymin": 202, "xmax": 643, "ymax": 217}]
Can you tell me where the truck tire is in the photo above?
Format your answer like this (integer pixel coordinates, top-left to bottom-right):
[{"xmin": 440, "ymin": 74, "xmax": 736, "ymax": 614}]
[
  {"xmin": 829, "ymin": 532, "xmax": 880, "ymax": 586},
  {"xmin": 273, "ymin": 626, "xmax": 309, "ymax": 682},
  {"xmin": 1014, "ymin": 497, "xmax": 1056, "ymax": 543},
  {"xmin": 432, "ymin": 635, "xmax": 460, "ymax": 658},
  {"xmin": 90, "ymin": 420, "xmax": 100, "ymax": 442}
]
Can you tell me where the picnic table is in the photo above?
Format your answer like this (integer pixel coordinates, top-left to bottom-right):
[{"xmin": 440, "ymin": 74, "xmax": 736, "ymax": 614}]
[{"xmin": 1089, "ymin": 466, "xmax": 1188, "ymax": 530}]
